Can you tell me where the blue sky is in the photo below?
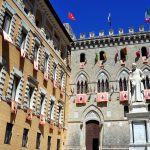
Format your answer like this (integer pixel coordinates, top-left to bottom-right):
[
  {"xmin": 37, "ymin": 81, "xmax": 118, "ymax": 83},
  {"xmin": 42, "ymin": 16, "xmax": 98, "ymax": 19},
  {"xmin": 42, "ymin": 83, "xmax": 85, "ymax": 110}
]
[{"xmin": 50, "ymin": 0, "xmax": 150, "ymax": 38}]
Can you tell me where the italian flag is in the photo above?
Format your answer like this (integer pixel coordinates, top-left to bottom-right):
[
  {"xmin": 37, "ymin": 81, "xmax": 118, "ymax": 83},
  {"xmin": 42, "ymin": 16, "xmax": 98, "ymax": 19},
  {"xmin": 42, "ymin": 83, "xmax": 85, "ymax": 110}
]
[{"xmin": 145, "ymin": 9, "xmax": 150, "ymax": 23}]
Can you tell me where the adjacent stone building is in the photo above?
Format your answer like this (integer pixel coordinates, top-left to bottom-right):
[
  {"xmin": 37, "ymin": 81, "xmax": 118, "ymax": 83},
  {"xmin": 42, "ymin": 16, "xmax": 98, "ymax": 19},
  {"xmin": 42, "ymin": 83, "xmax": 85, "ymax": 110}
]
[
  {"xmin": 66, "ymin": 27, "xmax": 150, "ymax": 150},
  {"xmin": 0, "ymin": 0, "xmax": 72, "ymax": 150}
]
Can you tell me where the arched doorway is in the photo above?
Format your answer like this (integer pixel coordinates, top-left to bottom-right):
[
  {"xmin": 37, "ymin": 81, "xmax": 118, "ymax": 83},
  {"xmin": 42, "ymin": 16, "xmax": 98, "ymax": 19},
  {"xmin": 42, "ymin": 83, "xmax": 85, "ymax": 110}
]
[{"xmin": 86, "ymin": 120, "xmax": 100, "ymax": 150}]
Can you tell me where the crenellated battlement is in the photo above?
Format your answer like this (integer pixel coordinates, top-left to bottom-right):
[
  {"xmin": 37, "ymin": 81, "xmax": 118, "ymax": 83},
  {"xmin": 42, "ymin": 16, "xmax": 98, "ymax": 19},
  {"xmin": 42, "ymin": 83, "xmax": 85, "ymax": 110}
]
[
  {"xmin": 79, "ymin": 26, "xmax": 147, "ymax": 40},
  {"xmin": 71, "ymin": 26, "xmax": 150, "ymax": 50}
]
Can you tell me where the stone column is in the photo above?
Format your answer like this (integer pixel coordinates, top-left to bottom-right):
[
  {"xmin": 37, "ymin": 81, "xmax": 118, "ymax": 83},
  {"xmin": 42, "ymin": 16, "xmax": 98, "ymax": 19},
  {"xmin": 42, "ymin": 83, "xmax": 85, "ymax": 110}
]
[
  {"xmin": 129, "ymin": 120, "xmax": 133, "ymax": 144},
  {"xmin": 82, "ymin": 122, "xmax": 86, "ymax": 150},
  {"xmin": 146, "ymin": 120, "xmax": 150, "ymax": 143}
]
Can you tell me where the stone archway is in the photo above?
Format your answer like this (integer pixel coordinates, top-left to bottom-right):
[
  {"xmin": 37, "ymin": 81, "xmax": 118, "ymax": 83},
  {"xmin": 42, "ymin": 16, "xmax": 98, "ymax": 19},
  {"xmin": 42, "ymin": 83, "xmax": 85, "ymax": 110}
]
[{"xmin": 80, "ymin": 105, "xmax": 104, "ymax": 150}]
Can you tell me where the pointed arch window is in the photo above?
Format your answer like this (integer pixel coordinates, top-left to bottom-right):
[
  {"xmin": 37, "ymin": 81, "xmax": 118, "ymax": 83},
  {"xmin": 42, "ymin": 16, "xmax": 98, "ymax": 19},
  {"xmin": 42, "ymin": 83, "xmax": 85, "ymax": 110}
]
[
  {"xmin": 97, "ymin": 73, "xmax": 109, "ymax": 93},
  {"xmin": 76, "ymin": 74, "xmax": 88, "ymax": 94},
  {"xmin": 119, "ymin": 71, "xmax": 129, "ymax": 91}
]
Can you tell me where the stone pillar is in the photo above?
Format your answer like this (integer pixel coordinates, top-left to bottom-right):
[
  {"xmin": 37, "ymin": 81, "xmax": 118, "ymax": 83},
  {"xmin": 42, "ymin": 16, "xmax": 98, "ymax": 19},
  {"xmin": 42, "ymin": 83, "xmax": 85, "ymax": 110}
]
[
  {"xmin": 146, "ymin": 120, "xmax": 150, "ymax": 143},
  {"xmin": 129, "ymin": 120, "xmax": 133, "ymax": 144}
]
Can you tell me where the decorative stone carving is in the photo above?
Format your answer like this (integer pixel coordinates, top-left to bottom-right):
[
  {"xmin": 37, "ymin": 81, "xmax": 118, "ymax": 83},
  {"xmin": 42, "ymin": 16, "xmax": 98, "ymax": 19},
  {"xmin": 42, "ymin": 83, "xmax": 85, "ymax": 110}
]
[{"xmin": 129, "ymin": 63, "xmax": 145, "ymax": 104}]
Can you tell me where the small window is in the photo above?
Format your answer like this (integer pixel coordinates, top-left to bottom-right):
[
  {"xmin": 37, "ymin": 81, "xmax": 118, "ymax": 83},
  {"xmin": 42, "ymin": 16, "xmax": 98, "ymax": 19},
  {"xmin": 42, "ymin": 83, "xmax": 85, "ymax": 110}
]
[
  {"xmin": 105, "ymin": 79, "xmax": 109, "ymax": 92},
  {"xmin": 80, "ymin": 53, "xmax": 85, "ymax": 62},
  {"xmin": 148, "ymin": 104, "xmax": 150, "ymax": 112},
  {"xmin": 34, "ymin": 44, "xmax": 39, "ymax": 61},
  {"xmin": 22, "ymin": 128, "xmax": 29, "ymax": 147},
  {"xmin": 123, "ymin": 78, "xmax": 127, "ymax": 91},
  {"xmin": 4, "ymin": 123, "xmax": 13, "ymax": 144},
  {"xmin": 124, "ymin": 106, "xmax": 129, "ymax": 117},
  {"xmin": 57, "ymin": 139, "xmax": 60, "ymax": 150},
  {"xmin": 50, "ymin": 100, "xmax": 54, "ymax": 120},
  {"xmin": 141, "ymin": 47, "xmax": 148, "ymax": 57},
  {"xmin": 101, "ymin": 80, "xmax": 104, "ymax": 92},
  {"xmin": 77, "ymin": 81, "xmax": 80, "ymax": 94},
  {"xmin": 58, "ymin": 106, "xmax": 62, "ymax": 124},
  {"xmin": 3, "ymin": 12, "xmax": 12, "ymax": 34},
  {"xmin": 44, "ymin": 53, "xmax": 49, "ymax": 72},
  {"xmin": 47, "ymin": 136, "xmax": 51, "ymax": 150},
  {"xmin": 97, "ymin": 80, "xmax": 100, "ymax": 93},
  {"xmin": 20, "ymin": 29, "xmax": 27, "ymax": 49},
  {"xmin": 40, "ymin": 94, "xmax": 45, "ymax": 114},
  {"xmin": 12, "ymin": 76, "xmax": 20, "ymax": 100},
  {"xmin": 81, "ymin": 81, "xmax": 84, "ymax": 94},
  {"xmin": 60, "ymin": 71, "xmax": 64, "ymax": 87},
  {"xmin": 28, "ymin": 86, "xmax": 34, "ymax": 108},
  {"xmin": 119, "ymin": 79, "xmax": 123, "ymax": 91},
  {"xmin": 52, "ymin": 64, "xmax": 57, "ymax": 80},
  {"xmin": 36, "ymin": 132, "xmax": 41, "ymax": 149},
  {"xmin": 99, "ymin": 51, "xmax": 106, "ymax": 61},
  {"xmin": 84, "ymin": 81, "xmax": 88, "ymax": 93},
  {"xmin": 120, "ymin": 50, "xmax": 126, "ymax": 61}
]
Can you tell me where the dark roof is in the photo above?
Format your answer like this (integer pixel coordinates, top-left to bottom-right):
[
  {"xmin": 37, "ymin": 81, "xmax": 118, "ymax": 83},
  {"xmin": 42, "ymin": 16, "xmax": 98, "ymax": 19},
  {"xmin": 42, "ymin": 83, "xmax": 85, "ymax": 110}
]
[{"xmin": 44, "ymin": 0, "xmax": 73, "ymax": 42}]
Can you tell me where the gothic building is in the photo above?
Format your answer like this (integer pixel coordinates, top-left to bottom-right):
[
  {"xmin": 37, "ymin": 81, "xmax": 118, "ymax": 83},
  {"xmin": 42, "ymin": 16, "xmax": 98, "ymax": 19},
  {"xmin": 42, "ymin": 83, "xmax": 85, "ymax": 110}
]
[
  {"xmin": 66, "ymin": 27, "xmax": 150, "ymax": 150},
  {"xmin": 0, "ymin": 0, "xmax": 72, "ymax": 150}
]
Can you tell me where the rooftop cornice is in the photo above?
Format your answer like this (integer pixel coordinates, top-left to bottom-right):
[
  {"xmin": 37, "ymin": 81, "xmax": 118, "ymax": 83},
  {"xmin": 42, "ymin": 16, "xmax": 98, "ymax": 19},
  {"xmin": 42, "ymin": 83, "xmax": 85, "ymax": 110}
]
[{"xmin": 71, "ymin": 31, "xmax": 150, "ymax": 50}]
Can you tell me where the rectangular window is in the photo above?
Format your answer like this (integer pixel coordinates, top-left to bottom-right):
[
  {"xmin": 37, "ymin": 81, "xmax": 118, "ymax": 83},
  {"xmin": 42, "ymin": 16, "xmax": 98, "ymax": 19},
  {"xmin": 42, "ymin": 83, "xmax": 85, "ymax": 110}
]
[
  {"xmin": 52, "ymin": 64, "xmax": 57, "ymax": 80},
  {"xmin": 44, "ymin": 54, "xmax": 49, "ymax": 72},
  {"xmin": 57, "ymin": 139, "xmax": 60, "ymax": 150},
  {"xmin": 36, "ymin": 132, "xmax": 41, "ymax": 149},
  {"xmin": 34, "ymin": 44, "xmax": 39, "ymax": 61},
  {"xmin": 3, "ymin": 12, "xmax": 12, "ymax": 34},
  {"xmin": 58, "ymin": 106, "xmax": 62, "ymax": 124},
  {"xmin": 50, "ymin": 100, "xmax": 54, "ymax": 120},
  {"xmin": 28, "ymin": 86, "xmax": 34, "ymax": 108},
  {"xmin": 4, "ymin": 123, "xmax": 13, "ymax": 144},
  {"xmin": 60, "ymin": 71, "xmax": 64, "ymax": 87},
  {"xmin": 20, "ymin": 29, "xmax": 27, "ymax": 49},
  {"xmin": 22, "ymin": 128, "xmax": 29, "ymax": 147},
  {"xmin": 47, "ymin": 136, "xmax": 51, "ymax": 150},
  {"xmin": 40, "ymin": 94, "xmax": 45, "ymax": 114},
  {"xmin": 12, "ymin": 76, "xmax": 20, "ymax": 100}
]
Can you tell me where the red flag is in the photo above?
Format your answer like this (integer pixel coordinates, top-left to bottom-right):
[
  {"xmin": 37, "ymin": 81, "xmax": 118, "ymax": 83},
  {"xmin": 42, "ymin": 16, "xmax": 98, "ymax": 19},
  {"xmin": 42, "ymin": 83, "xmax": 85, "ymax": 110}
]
[{"xmin": 68, "ymin": 12, "xmax": 76, "ymax": 21}]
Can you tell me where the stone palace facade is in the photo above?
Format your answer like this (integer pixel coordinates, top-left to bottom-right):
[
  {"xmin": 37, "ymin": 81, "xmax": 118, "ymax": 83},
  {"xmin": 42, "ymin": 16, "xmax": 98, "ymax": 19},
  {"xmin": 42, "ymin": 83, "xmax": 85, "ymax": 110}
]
[{"xmin": 66, "ymin": 27, "xmax": 150, "ymax": 150}]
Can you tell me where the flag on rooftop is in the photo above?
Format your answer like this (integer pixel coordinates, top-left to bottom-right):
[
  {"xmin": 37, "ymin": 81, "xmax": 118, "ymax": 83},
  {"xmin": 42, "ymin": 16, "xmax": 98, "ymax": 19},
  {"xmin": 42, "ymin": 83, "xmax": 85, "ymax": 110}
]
[
  {"xmin": 145, "ymin": 9, "xmax": 150, "ymax": 23},
  {"xmin": 68, "ymin": 12, "xmax": 76, "ymax": 21},
  {"xmin": 108, "ymin": 13, "xmax": 111, "ymax": 27}
]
